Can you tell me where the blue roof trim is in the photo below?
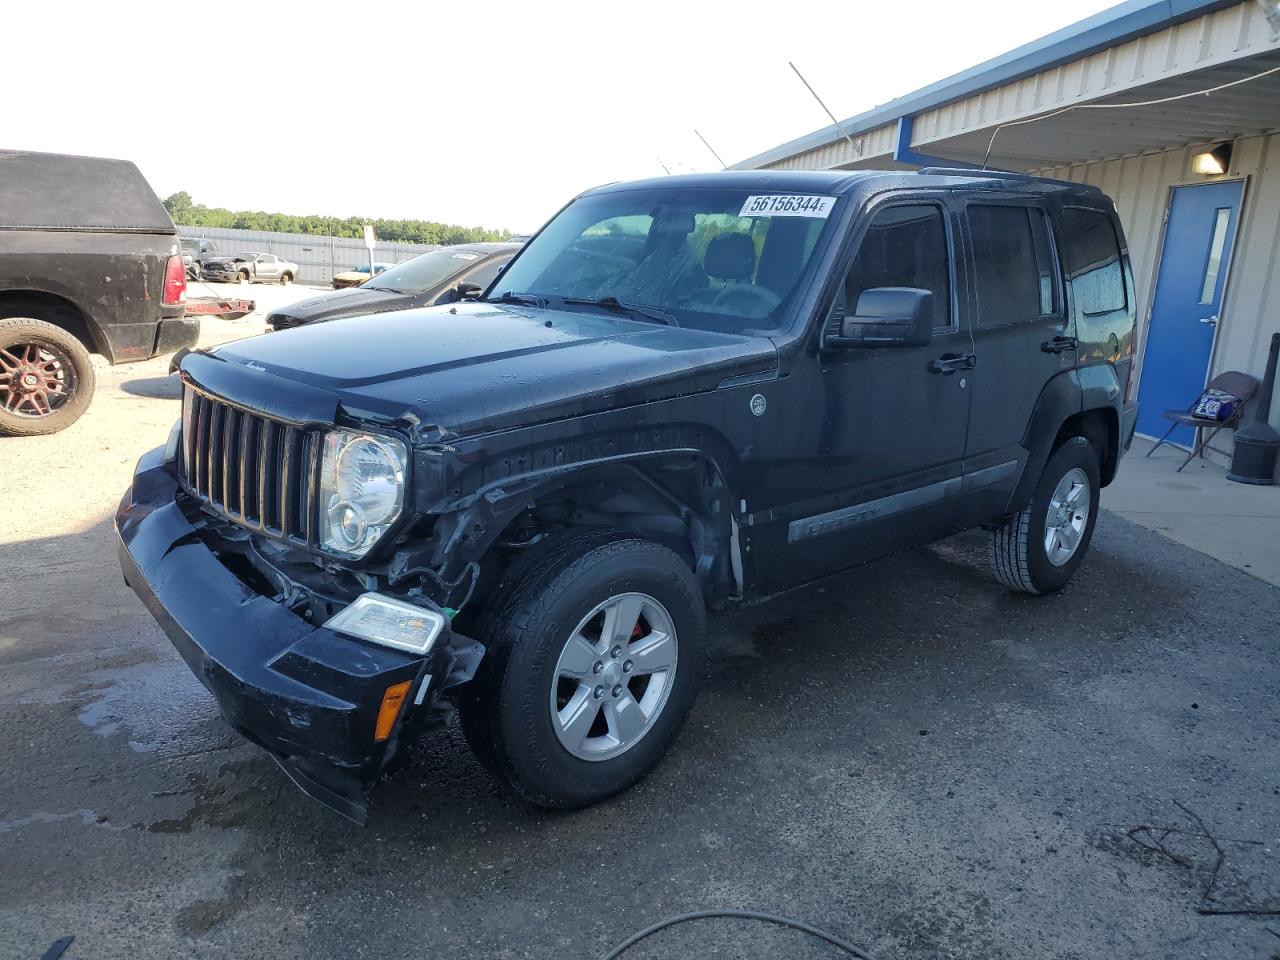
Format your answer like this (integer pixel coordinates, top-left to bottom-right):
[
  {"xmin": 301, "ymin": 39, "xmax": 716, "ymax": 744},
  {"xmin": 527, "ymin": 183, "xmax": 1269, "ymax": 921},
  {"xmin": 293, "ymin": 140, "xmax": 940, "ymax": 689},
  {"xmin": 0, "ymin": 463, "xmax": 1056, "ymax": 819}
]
[{"xmin": 733, "ymin": 0, "xmax": 1243, "ymax": 169}]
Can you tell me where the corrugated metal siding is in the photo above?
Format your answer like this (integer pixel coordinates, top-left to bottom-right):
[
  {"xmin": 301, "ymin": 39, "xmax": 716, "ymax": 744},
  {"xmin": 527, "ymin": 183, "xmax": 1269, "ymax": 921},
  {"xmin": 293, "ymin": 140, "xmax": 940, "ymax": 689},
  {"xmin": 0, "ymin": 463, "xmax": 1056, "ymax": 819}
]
[
  {"xmin": 1038, "ymin": 131, "xmax": 1280, "ymax": 463},
  {"xmin": 177, "ymin": 225, "xmax": 439, "ymax": 287},
  {"xmin": 755, "ymin": 2, "xmax": 1280, "ymax": 171},
  {"xmin": 914, "ymin": 2, "xmax": 1278, "ymax": 150}
]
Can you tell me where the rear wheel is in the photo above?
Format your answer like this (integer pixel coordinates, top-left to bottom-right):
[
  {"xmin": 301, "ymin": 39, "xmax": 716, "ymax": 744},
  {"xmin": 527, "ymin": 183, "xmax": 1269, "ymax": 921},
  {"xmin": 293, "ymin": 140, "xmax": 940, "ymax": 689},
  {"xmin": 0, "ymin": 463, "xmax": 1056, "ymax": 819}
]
[
  {"xmin": 991, "ymin": 437, "xmax": 1100, "ymax": 594},
  {"xmin": 0, "ymin": 317, "xmax": 96, "ymax": 436},
  {"xmin": 459, "ymin": 529, "xmax": 706, "ymax": 808},
  {"xmin": 280, "ymin": 272, "xmax": 293, "ymax": 286}
]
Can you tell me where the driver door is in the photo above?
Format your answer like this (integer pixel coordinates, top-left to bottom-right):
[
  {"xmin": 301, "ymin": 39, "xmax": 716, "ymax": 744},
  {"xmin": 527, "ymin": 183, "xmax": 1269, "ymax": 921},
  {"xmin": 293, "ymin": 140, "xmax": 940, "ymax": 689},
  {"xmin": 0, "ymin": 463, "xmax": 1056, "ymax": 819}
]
[{"xmin": 754, "ymin": 197, "xmax": 973, "ymax": 591}]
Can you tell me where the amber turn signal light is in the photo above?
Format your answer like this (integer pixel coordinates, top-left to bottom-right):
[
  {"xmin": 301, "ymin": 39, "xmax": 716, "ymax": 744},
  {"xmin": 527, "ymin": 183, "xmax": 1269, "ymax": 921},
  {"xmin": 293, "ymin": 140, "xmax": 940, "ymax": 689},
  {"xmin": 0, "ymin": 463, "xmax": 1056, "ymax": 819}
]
[{"xmin": 374, "ymin": 680, "xmax": 413, "ymax": 742}]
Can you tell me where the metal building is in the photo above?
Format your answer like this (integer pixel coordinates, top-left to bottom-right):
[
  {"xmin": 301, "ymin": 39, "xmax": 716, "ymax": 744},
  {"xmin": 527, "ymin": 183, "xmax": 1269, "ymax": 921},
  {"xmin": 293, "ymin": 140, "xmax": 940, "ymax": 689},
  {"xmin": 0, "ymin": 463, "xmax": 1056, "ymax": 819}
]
[{"xmin": 736, "ymin": 0, "xmax": 1280, "ymax": 476}]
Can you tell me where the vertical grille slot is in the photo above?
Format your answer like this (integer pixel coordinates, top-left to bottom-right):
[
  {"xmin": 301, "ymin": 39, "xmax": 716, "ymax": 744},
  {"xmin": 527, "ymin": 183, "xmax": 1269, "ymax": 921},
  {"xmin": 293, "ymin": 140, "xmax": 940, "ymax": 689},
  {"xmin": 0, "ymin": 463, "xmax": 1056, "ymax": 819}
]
[{"xmin": 178, "ymin": 384, "xmax": 319, "ymax": 548}]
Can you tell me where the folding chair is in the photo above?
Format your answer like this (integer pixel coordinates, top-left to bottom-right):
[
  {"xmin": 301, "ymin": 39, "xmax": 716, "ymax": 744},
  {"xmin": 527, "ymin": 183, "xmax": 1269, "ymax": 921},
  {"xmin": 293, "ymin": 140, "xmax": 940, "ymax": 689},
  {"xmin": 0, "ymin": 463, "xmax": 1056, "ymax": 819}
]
[{"xmin": 1145, "ymin": 370, "xmax": 1259, "ymax": 471}]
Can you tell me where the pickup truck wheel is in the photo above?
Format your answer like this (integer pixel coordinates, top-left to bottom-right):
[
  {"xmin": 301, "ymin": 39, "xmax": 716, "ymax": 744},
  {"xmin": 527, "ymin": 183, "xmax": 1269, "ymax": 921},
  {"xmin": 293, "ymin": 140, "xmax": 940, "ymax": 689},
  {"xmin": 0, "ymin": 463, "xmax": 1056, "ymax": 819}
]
[
  {"xmin": 458, "ymin": 529, "xmax": 706, "ymax": 808},
  {"xmin": 0, "ymin": 317, "xmax": 95, "ymax": 436},
  {"xmin": 237, "ymin": 270, "xmax": 250, "ymax": 284},
  {"xmin": 991, "ymin": 437, "xmax": 1100, "ymax": 595}
]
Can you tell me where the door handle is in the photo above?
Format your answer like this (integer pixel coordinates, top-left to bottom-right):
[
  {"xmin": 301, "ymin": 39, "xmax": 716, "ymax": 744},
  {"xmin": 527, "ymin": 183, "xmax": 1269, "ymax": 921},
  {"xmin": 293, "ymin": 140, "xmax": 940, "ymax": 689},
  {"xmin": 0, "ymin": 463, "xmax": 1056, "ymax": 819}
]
[
  {"xmin": 929, "ymin": 352, "xmax": 977, "ymax": 375},
  {"xmin": 1041, "ymin": 335, "xmax": 1079, "ymax": 354},
  {"xmin": 1199, "ymin": 315, "xmax": 1219, "ymax": 325}
]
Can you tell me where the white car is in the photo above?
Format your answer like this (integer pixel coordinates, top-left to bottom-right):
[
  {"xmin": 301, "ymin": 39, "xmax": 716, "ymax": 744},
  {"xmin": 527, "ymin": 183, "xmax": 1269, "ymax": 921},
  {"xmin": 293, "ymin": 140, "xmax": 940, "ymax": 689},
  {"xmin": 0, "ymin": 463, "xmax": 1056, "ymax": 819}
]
[{"xmin": 201, "ymin": 251, "xmax": 299, "ymax": 285}]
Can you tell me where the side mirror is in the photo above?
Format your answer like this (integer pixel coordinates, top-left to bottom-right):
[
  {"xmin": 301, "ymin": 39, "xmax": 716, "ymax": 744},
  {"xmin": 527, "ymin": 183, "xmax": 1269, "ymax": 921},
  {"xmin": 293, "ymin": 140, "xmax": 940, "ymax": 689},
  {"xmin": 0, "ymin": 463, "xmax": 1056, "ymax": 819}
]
[
  {"xmin": 831, "ymin": 287, "xmax": 934, "ymax": 348},
  {"xmin": 456, "ymin": 281, "xmax": 484, "ymax": 301}
]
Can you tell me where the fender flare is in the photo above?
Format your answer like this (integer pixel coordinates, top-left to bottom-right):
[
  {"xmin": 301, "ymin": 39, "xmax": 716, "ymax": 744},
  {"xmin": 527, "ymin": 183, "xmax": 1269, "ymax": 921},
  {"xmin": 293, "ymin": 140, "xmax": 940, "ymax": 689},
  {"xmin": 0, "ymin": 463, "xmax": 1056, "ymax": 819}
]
[
  {"xmin": 1009, "ymin": 369, "xmax": 1084, "ymax": 510},
  {"xmin": 1010, "ymin": 365, "xmax": 1123, "ymax": 510}
]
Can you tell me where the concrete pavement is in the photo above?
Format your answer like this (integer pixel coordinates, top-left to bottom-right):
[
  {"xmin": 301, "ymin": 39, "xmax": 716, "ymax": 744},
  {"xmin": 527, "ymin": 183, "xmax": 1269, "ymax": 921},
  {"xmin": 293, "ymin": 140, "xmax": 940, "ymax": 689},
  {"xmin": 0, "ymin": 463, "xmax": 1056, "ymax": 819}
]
[{"xmin": 1104, "ymin": 436, "xmax": 1280, "ymax": 586}]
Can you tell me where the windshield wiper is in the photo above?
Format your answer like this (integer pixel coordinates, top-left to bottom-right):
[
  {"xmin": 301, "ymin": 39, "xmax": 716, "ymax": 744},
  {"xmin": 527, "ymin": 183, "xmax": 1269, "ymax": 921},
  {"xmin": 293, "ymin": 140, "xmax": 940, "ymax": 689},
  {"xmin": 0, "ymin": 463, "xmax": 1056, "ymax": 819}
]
[
  {"xmin": 561, "ymin": 296, "xmax": 679, "ymax": 327},
  {"xmin": 487, "ymin": 291, "xmax": 548, "ymax": 308}
]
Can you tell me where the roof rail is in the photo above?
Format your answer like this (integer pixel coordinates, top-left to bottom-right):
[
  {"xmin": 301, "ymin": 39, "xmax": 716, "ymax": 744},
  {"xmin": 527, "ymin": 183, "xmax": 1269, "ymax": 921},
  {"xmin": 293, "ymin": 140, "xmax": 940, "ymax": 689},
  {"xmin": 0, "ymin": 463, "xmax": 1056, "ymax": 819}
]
[{"xmin": 917, "ymin": 167, "xmax": 1102, "ymax": 190}]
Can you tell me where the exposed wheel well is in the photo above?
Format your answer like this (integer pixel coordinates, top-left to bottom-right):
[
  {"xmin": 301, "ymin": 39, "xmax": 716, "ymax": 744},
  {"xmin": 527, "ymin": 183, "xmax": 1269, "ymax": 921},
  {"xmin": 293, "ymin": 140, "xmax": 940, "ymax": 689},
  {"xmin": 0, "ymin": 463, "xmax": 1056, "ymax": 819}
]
[
  {"xmin": 0, "ymin": 291, "xmax": 102, "ymax": 356},
  {"xmin": 1052, "ymin": 408, "xmax": 1118, "ymax": 486},
  {"xmin": 456, "ymin": 456, "xmax": 738, "ymax": 616}
]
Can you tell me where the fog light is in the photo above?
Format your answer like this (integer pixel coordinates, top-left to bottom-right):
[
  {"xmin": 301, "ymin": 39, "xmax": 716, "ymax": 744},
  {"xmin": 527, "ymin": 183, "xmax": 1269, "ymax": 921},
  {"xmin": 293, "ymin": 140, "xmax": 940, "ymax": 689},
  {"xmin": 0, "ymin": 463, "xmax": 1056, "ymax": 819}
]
[
  {"xmin": 374, "ymin": 681, "xmax": 412, "ymax": 742},
  {"xmin": 324, "ymin": 593, "xmax": 446, "ymax": 655}
]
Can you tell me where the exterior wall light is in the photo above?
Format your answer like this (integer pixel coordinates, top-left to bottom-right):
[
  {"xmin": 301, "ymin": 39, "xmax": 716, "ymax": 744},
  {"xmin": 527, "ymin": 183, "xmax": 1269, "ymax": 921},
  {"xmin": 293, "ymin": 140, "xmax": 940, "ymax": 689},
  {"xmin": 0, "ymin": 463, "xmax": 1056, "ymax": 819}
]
[{"xmin": 1192, "ymin": 143, "xmax": 1233, "ymax": 176}]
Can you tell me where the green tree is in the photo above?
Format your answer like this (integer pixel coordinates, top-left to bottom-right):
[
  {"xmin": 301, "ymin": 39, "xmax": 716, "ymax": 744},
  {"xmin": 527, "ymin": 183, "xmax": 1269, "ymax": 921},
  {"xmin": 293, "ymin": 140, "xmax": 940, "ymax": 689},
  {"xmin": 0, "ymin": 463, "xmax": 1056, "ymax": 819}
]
[{"xmin": 165, "ymin": 193, "xmax": 510, "ymax": 244}]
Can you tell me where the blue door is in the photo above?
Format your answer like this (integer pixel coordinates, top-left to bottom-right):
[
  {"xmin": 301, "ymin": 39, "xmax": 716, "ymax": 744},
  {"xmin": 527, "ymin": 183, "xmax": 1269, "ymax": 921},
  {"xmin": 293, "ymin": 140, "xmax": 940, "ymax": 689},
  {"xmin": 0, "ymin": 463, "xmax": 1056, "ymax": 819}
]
[{"xmin": 1136, "ymin": 180, "xmax": 1244, "ymax": 445}]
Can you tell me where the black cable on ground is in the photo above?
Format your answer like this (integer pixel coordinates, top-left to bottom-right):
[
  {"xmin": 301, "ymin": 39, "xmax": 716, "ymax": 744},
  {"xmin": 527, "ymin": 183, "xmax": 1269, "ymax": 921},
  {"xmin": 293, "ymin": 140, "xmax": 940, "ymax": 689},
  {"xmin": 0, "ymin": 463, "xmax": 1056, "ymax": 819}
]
[{"xmin": 597, "ymin": 909, "xmax": 882, "ymax": 960}]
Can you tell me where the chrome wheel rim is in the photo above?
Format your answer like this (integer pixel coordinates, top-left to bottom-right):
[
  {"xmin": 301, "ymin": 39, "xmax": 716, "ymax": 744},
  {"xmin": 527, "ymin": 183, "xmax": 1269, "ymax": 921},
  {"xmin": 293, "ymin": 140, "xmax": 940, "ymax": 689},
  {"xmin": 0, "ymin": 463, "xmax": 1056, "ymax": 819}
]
[
  {"xmin": 0, "ymin": 341, "xmax": 73, "ymax": 418},
  {"xmin": 1044, "ymin": 467, "xmax": 1090, "ymax": 566},
  {"xmin": 549, "ymin": 592, "xmax": 678, "ymax": 762}
]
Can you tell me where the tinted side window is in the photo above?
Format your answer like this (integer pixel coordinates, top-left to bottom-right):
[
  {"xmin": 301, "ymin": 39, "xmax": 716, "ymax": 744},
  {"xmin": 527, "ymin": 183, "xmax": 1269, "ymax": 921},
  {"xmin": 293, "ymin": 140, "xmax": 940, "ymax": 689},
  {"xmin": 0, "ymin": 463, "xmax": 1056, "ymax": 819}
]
[
  {"xmin": 843, "ymin": 204, "xmax": 951, "ymax": 330},
  {"xmin": 969, "ymin": 205, "xmax": 1058, "ymax": 323},
  {"xmin": 1062, "ymin": 208, "xmax": 1126, "ymax": 315}
]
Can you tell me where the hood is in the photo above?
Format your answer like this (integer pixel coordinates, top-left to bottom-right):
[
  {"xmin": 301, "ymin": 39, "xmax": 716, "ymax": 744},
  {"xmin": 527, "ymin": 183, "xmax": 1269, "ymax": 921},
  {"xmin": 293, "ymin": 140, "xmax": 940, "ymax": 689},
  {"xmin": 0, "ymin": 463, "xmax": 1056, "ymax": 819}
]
[
  {"xmin": 268, "ymin": 286, "xmax": 417, "ymax": 324},
  {"xmin": 206, "ymin": 302, "xmax": 778, "ymax": 436}
]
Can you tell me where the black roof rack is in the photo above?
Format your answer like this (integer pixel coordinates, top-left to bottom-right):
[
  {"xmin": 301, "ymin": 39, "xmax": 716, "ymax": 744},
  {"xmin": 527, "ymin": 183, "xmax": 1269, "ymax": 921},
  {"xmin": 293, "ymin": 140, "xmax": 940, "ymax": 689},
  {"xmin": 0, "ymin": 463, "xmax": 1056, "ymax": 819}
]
[{"xmin": 917, "ymin": 167, "xmax": 1102, "ymax": 191}]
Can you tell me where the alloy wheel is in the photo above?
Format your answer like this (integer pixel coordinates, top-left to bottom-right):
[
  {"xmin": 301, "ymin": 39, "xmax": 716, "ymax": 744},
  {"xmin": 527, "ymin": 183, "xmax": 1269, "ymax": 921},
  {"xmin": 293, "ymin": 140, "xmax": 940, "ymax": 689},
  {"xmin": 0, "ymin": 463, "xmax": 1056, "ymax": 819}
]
[
  {"xmin": 0, "ymin": 341, "xmax": 73, "ymax": 418},
  {"xmin": 1044, "ymin": 466, "xmax": 1091, "ymax": 566},
  {"xmin": 549, "ymin": 592, "xmax": 678, "ymax": 762}
]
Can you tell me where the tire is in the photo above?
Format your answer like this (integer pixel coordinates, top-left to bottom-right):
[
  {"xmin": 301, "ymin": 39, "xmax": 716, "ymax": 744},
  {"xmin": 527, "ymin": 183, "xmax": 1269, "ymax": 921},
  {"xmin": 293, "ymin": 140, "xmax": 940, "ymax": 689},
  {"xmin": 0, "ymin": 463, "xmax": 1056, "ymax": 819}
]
[
  {"xmin": 0, "ymin": 317, "xmax": 96, "ymax": 436},
  {"xmin": 458, "ymin": 529, "xmax": 706, "ymax": 808},
  {"xmin": 991, "ymin": 436, "xmax": 1100, "ymax": 595},
  {"xmin": 237, "ymin": 270, "xmax": 250, "ymax": 284},
  {"xmin": 280, "ymin": 272, "xmax": 293, "ymax": 286}
]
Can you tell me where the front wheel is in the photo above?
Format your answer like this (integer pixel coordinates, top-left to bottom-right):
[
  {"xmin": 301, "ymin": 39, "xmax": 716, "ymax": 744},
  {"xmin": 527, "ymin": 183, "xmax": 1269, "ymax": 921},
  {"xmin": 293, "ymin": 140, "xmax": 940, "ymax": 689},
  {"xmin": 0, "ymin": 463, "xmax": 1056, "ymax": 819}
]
[
  {"xmin": 237, "ymin": 270, "xmax": 250, "ymax": 284},
  {"xmin": 459, "ymin": 530, "xmax": 706, "ymax": 808},
  {"xmin": 991, "ymin": 437, "xmax": 1100, "ymax": 595}
]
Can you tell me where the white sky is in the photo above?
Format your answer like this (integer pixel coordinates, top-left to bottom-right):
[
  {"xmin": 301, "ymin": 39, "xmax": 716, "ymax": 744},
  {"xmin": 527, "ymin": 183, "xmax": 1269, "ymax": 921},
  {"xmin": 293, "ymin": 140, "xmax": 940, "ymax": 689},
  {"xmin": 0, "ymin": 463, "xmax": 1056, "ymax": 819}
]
[{"xmin": 4, "ymin": 0, "xmax": 1117, "ymax": 233}]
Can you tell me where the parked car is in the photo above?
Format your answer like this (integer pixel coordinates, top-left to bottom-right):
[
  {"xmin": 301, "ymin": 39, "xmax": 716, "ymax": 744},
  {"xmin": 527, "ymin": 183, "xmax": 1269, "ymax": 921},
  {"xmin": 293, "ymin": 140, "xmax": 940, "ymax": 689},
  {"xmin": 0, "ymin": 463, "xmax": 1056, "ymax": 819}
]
[
  {"xmin": 180, "ymin": 237, "xmax": 221, "ymax": 280},
  {"xmin": 117, "ymin": 169, "xmax": 1138, "ymax": 822},
  {"xmin": 268, "ymin": 243, "xmax": 521, "ymax": 331},
  {"xmin": 0, "ymin": 150, "xmax": 193, "ymax": 435},
  {"xmin": 201, "ymin": 251, "xmax": 298, "ymax": 285},
  {"xmin": 331, "ymin": 263, "xmax": 392, "ymax": 290}
]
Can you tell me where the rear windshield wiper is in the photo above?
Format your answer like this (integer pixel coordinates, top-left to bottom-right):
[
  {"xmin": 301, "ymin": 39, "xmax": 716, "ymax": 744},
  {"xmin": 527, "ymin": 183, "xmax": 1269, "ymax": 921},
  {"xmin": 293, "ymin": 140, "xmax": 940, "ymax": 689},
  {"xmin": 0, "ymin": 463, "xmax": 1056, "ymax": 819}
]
[
  {"xmin": 561, "ymin": 296, "xmax": 679, "ymax": 327},
  {"xmin": 488, "ymin": 291, "xmax": 548, "ymax": 308}
]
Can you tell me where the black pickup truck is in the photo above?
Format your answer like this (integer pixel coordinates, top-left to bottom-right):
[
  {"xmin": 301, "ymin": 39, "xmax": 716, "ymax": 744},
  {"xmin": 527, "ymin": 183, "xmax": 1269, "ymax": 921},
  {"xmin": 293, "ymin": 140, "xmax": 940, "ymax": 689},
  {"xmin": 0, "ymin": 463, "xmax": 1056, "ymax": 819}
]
[
  {"xmin": 117, "ymin": 169, "xmax": 1139, "ymax": 822},
  {"xmin": 0, "ymin": 150, "xmax": 197, "ymax": 435}
]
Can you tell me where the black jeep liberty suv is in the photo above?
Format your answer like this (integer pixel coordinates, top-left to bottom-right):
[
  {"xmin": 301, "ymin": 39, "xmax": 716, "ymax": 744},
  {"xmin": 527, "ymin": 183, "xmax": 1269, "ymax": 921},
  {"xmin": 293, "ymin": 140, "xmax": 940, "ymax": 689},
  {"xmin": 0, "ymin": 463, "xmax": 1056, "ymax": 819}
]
[{"xmin": 117, "ymin": 169, "xmax": 1139, "ymax": 822}]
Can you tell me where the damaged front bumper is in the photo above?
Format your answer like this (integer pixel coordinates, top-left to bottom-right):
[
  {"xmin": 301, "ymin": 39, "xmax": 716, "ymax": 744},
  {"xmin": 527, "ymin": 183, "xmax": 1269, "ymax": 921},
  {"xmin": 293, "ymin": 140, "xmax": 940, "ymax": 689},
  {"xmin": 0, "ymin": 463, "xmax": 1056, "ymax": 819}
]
[{"xmin": 115, "ymin": 446, "xmax": 483, "ymax": 824}]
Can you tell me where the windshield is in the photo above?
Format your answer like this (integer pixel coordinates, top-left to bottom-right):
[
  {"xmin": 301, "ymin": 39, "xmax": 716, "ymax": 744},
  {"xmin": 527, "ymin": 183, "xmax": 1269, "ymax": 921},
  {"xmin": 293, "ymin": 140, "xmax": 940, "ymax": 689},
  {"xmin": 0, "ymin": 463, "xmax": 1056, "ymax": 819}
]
[
  {"xmin": 364, "ymin": 248, "xmax": 485, "ymax": 293},
  {"xmin": 489, "ymin": 187, "xmax": 837, "ymax": 332}
]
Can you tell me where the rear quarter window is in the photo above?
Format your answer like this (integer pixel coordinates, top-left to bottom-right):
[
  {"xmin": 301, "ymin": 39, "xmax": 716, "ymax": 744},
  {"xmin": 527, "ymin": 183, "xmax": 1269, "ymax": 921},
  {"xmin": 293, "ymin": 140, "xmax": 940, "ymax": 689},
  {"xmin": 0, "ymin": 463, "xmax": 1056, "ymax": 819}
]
[
  {"xmin": 968, "ymin": 204, "xmax": 1059, "ymax": 324},
  {"xmin": 1061, "ymin": 208, "xmax": 1126, "ymax": 316}
]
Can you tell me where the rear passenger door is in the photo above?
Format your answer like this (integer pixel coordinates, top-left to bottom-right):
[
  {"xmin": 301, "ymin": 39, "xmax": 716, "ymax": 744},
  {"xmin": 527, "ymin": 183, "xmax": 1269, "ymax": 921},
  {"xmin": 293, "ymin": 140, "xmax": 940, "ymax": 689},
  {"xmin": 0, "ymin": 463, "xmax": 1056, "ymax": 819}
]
[{"xmin": 958, "ymin": 199, "xmax": 1077, "ymax": 520}]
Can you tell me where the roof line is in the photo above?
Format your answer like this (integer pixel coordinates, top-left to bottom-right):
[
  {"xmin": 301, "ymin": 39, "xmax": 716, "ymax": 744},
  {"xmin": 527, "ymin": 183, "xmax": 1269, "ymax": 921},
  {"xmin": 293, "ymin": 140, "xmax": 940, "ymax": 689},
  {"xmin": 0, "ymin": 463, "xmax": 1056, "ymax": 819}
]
[{"xmin": 732, "ymin": 0, "xmax": 1243, "ymax": 170}]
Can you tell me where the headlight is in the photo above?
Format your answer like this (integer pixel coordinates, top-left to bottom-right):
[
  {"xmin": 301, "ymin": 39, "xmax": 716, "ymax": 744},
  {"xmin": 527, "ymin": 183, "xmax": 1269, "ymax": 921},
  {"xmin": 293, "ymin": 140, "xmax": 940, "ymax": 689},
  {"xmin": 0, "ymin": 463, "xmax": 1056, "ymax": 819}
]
[
  {"xmin": 324, "ymin": 593, "xmax": 445, "ymax": 655},
  {"xmin": 319, "ymin": 430, "xmax": 408, "ymax": 557}
]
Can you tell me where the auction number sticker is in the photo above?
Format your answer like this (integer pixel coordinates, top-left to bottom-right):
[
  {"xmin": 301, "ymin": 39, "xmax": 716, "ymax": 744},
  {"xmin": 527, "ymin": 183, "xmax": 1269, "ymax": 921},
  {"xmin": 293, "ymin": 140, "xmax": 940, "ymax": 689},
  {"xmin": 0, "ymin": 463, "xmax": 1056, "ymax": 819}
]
[{"xmin": 739, "ymin": 194, "xmax": 835, "ymax": 218}]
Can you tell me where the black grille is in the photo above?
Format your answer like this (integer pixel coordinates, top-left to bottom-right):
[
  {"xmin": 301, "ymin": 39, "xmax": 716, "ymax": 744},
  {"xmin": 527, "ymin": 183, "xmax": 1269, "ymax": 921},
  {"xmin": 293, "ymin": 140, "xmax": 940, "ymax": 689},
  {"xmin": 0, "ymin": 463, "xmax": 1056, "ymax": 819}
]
[{"xmin": 179, "ymin": 385, "xmax": 320, "ymax": 546}]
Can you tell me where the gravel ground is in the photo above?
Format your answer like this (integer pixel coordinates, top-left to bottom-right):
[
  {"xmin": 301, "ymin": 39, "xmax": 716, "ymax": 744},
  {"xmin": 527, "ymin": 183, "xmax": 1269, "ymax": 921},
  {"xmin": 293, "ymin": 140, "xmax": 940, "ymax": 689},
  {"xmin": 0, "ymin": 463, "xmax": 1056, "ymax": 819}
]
[{"xmin": 1, "ymin": 302, "xmax": 1278, "ymax": 959}]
